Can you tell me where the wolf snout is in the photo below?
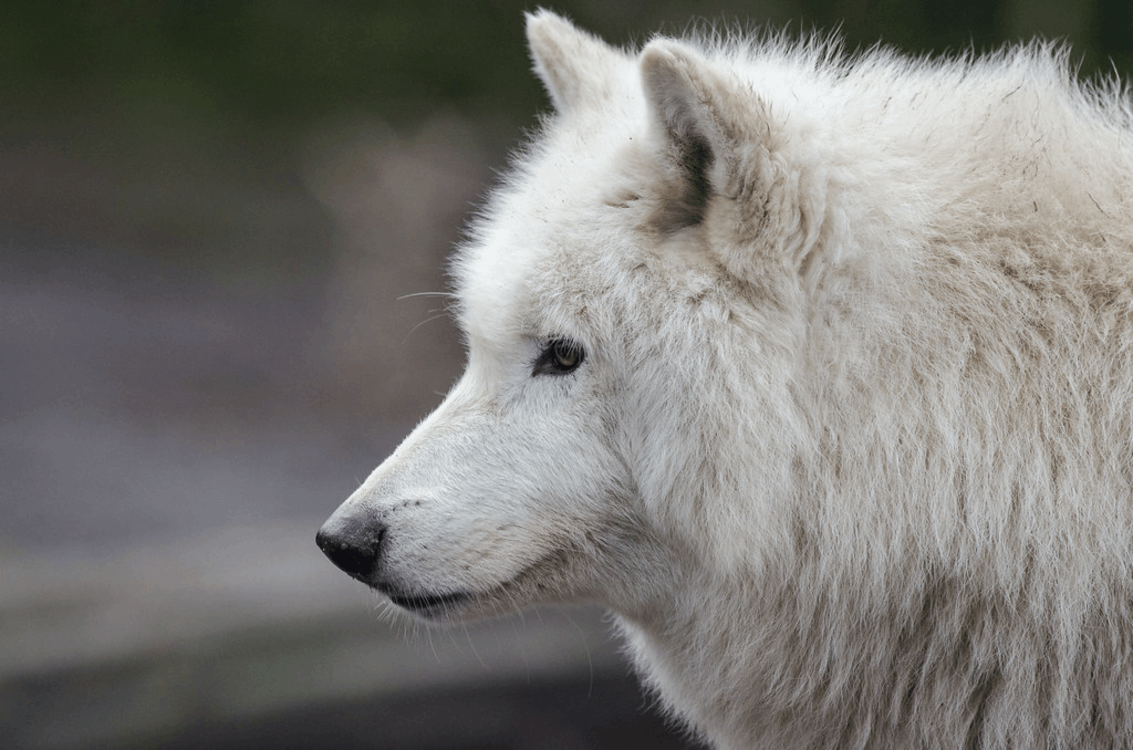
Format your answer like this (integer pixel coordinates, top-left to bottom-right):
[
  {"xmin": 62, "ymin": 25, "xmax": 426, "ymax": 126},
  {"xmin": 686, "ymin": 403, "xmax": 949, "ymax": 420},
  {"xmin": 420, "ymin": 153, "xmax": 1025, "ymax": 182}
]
[{"xmin": 315, "ymin": 511, "xmax": 387, "ymax": 583}]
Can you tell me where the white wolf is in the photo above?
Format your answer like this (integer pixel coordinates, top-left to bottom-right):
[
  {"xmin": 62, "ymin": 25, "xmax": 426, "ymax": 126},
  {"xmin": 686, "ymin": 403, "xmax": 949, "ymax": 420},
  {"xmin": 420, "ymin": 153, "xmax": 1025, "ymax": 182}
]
[{"xmin": 317, "ymin": 10, "xmax": 1133, "ymax": 748}]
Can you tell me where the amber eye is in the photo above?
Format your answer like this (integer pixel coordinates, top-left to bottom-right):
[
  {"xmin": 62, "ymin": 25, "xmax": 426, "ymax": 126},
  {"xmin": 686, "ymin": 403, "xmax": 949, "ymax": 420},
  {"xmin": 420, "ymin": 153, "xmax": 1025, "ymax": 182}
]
[
  {"xmin": 552, "ymin": 340, "xmax": 581, "ymax": 369},
  {"xmin": 533, "ymin": 338, "xmax": 585, "ymax": 376}
]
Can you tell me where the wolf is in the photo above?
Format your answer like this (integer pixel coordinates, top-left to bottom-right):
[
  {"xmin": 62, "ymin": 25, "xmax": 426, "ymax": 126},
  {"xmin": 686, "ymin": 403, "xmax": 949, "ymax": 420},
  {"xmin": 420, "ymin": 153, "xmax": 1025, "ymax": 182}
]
[{"xmin": 317, "ymin": 10, "xmax": 1133, "ymax": 748}]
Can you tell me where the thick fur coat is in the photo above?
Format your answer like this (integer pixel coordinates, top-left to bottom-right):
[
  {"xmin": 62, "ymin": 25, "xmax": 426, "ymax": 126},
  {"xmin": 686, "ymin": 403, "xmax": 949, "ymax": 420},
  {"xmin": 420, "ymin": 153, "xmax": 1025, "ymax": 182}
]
[{"xmin": 318, "ymin": 11, "xmax": 1133, "ymax": 748}]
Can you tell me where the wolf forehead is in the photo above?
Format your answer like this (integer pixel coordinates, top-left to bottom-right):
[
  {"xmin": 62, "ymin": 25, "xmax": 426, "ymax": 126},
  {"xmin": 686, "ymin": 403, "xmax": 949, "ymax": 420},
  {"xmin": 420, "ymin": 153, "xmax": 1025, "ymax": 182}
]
[
  {"xmin": 451, "ymin": 156, "xmax": 663, "ymax": 352},
  {"xmin": 453, "ymin": 171, "xmax": 732, "ymax": 356},
  {"xmin": 452, "ymin": 126, "xmax": 655, "ymax": 344}
]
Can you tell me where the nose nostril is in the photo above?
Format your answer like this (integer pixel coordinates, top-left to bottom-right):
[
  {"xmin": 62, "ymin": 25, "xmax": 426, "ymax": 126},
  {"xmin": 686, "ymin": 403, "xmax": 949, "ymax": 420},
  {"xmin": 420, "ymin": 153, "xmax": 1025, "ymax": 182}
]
[{"xmin": 316, "ymin": 521, "xmax": 385, "ymax": 581}]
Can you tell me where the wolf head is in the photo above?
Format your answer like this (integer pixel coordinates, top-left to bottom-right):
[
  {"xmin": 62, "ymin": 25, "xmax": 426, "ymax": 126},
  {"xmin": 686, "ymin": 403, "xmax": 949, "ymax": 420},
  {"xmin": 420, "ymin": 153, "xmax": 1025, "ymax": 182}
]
[{"xmin": 316, "ymin": 11, "xmax": 821, "ymax": 622}]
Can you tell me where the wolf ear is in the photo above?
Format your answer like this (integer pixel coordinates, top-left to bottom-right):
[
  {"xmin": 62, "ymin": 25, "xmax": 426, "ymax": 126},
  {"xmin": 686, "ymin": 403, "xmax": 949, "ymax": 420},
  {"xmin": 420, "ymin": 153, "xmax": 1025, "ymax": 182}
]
[
  {"xmin": 640, "ymin": 41, "xmax": 777, "ymax": 232},
  {"xmin": 526, "ymin": 10, "xmax": 625, "ymax": 113}
]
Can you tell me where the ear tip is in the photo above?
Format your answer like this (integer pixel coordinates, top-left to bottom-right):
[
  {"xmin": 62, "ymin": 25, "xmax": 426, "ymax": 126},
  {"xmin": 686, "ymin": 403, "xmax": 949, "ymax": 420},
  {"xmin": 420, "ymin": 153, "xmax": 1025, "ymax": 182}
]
[
  {"xmin": 640, "ymin": 41, "xmax": 697, "ymax": 95},
  {"xmin": 525, "ymin": 7, "xmax": 563, "ymax": 22},
  {"xmin": 640, "ymin": 40, "xmax": 697, "ymax": 77},
  {"xmin": 525, "ymin": 8, "xmax": 572, "ymax": 43},
  {"xmin": 640, "ymin": 41, "xmax": 672, "ymax": 63}
]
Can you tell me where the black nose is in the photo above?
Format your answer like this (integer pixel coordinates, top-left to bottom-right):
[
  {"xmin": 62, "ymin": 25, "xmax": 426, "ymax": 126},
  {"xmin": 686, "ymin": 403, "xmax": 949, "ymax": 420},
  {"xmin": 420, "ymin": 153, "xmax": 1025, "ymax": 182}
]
[{"xmin": 316, "ymin": 514, "xmax": 386, "ymax": 582}]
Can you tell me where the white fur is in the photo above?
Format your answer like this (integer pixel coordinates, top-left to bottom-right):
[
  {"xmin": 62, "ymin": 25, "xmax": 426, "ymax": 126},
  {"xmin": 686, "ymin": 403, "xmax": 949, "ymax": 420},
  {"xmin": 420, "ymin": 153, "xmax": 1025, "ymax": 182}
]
[{"xmin": 323, "ymin": 10, "xmax": 1133, "ymax": 748}]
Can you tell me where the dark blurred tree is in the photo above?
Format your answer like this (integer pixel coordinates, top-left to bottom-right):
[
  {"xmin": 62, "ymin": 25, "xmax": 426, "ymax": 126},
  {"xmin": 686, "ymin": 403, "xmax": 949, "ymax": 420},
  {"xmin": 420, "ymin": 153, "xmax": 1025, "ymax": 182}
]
[{"xmin": 2, "ymin": 0, "xmax": 1128, "ymax": 136}]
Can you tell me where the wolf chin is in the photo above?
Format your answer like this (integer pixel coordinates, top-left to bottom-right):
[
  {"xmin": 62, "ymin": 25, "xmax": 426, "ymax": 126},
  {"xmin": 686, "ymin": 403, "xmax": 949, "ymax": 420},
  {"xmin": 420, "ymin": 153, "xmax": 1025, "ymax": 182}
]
[{"xmin": 318, "ymin": 10, "xmax": 1133, "ymax": 749}]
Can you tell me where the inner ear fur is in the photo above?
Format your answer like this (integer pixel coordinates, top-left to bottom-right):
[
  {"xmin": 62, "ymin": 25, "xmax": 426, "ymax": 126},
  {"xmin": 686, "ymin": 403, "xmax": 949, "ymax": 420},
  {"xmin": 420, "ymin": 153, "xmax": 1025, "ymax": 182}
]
[
  {"xmin": 639, "ymin": 40, "xmax": 824, "ymax": 282},
  {"xmin": 640, "ymin": 41, "xmax": 778, "ymax": 233}
]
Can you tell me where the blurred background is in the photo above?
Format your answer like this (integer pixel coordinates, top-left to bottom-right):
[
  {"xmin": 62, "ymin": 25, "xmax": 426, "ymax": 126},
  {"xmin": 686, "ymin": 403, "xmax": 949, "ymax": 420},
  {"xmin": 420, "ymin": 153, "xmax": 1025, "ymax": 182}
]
[{"xmin": 1, "ymin": 1, "xmax": 1129, "ymax": 748}]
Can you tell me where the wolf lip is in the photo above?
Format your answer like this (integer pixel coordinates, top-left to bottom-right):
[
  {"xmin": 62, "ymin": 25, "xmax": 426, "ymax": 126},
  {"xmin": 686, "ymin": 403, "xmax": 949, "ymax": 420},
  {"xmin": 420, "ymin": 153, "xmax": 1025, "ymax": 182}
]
[{"xmin": 382, "ymin": 588, "xmax": 470, "ymax": 612}]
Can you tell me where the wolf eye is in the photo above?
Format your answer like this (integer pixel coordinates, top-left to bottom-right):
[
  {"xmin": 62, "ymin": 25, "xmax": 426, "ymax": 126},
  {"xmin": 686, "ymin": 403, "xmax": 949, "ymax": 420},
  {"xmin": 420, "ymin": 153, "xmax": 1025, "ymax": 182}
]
[{"xmin": 533, "ymin": 338, "xmax": 585, "ymax": 376}]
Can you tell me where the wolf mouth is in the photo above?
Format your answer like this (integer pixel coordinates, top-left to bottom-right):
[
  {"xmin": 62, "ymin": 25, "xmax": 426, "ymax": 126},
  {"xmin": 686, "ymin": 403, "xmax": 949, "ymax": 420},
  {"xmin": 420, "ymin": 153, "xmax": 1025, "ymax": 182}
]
[
  {"xmin": 379, "ymin": 586, "xmax": 470, "ymax": 614},
  {"xmin": 376, "ymin": 558, "xmax": 554, "ymax": 617}
]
